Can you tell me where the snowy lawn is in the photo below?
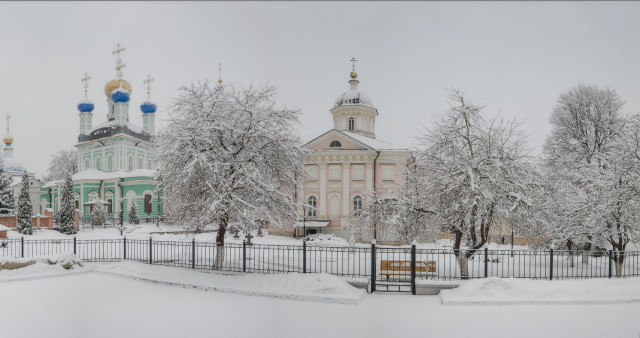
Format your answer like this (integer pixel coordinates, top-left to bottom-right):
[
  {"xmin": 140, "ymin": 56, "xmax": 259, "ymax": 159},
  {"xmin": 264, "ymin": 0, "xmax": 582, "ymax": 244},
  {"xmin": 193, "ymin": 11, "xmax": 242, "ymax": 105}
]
[
  {"xmin": 441, "ymin": 276, "xmax": 640, "ymax": 305},
  {"xmin": 1, "ymin": 264, "xmax": 640, "ymax": 337}
]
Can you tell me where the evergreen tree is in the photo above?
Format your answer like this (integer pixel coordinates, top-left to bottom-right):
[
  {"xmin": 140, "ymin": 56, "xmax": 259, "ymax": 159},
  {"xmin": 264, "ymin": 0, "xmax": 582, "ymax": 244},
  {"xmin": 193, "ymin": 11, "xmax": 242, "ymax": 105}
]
[
  {"xmin": 59, "ymin": 172, "xmax": 77, "ymax": 235},
  {"xmin": 129, "ymin": 201, "xmax": 139, "ymax": 225},
  {"xmin": 0, "ymin": 166, "xmax": 15, "ymax": 214},
  {"xmin": 91, "ymin": 202, "xmax": 106, "ymax": 228},
  {"xmin": 16, "ymin": 172, "xmax": 33, "ymax": 235}
]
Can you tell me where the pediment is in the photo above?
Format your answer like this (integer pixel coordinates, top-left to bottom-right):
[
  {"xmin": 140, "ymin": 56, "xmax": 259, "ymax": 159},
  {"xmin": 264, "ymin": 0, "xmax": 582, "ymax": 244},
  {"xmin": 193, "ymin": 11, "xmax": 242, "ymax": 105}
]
[{"xmin": 303, "ymin": 129, "xmax": 374, "ymax": 151}]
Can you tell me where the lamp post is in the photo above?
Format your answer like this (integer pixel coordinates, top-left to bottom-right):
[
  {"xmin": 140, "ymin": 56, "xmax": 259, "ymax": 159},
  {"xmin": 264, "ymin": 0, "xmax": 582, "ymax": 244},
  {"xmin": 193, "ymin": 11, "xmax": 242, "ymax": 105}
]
[{"xmin": 302, "ymin": 204, "xmax": 306, "ymax": 238}]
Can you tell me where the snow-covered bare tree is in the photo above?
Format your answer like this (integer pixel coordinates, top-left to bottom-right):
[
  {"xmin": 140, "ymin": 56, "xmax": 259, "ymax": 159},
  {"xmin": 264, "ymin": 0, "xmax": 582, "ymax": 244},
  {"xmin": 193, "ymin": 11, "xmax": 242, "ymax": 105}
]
[
  {"xmin": 59, "ymin": 172, "xmax": 76, "ymax": 235},
  {"xmin": 542, "ymin": 84, "xmax": 634, "ymax": 273},
  {"xmin": 0, "ymin": 166, "xmax": 15, "ymax": 214},
  {"xmin": 352, "ymin": 189, "xmax": 400, "ymax": 242},
  {"xmin": 417, "ymin": 90, "xmax": 544, "ymax": 278},
  {"xmin": 91, "ymin": 202, "xmax": 106, "ymax": 228},
  {"xmin": 42, "ymin": 149, "xmax": 78, "ymax": 182},
  {"xmin": 16, "ymin": 172, "xmax": 33, "ymax": 235},
  {"xmin": 156, "ymin": 81, "xmax": 305, "ymax": 268}
]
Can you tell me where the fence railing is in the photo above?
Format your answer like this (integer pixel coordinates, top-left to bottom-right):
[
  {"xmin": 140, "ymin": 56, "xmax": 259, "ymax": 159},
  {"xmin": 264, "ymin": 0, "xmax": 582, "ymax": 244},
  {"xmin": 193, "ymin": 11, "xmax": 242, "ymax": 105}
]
[{"xmin": 1, "ymin": 238, "xmax": 638, "ymax": 294}]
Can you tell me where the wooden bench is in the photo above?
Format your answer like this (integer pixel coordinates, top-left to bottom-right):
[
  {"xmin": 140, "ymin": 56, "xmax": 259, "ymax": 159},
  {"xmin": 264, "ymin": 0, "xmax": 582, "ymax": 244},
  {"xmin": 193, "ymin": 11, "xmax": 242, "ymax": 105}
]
[{"xmin": 379, "ymin": 260, "xmax": 437, "ymax": 280}]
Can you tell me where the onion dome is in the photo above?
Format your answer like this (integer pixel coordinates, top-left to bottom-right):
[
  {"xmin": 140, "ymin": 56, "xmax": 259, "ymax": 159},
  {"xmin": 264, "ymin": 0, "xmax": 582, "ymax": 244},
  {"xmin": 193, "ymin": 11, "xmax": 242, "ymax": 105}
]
[
  {"xmin": 111, "ymin": 86, "xmax": 130, "ymax": 103},
  {"xmin": 104, "ymin": 79, "xmax": 132, "ymax": 97},
  {"xmin": 334, "ymin": 69, "xmax": 374, "ymax": 108},
  {"xmin": 140, "ymin": 101, "xmax": 157, "ymax": 114},
  {"xmin": 77, "ymin": 98, "xmax": 95, "ymax": 113},
  {"xmin": 3, "ymin": 134, "xmax": 13, "ymax": 145}
]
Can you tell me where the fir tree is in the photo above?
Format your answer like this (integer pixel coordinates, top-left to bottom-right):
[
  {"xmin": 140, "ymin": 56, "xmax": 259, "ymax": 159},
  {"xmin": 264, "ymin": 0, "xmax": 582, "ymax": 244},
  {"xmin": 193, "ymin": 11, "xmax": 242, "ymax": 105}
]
[
  {"xmin": 0, "ymin": 166, "xmax": 15, "ymax": 214},
  {"xmin": 129, "ymin": 201, "xmax": 139, "ymax": 225},
  {"xmin": 16, "ymin": 172, "xmax": 33, "ymax": 235},
  {"xmin": 91, "ymin": 202, "xmax": 106, "ymax": 228},
  {"xmin": 59, "ymin": 172, "xmax": 77, "ymax": 235}
]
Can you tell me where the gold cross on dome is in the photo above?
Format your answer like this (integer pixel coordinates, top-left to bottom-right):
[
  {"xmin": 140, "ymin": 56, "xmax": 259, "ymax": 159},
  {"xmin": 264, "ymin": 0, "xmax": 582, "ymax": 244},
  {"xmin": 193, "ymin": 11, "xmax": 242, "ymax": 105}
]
[
  {"xmin": 81, "ymin": 72, "xmax": 91, "ymax": 97},
  {"xmin": 5, "ymin": 114, "xmax": 10, "ymax": 134},
  {"xmin": 144, "ymin": 74, "xmax": 154, "ymax": 99},
  {"xmin": 350, "ymin": 57, "xmax": 357, "ymax": 72}
]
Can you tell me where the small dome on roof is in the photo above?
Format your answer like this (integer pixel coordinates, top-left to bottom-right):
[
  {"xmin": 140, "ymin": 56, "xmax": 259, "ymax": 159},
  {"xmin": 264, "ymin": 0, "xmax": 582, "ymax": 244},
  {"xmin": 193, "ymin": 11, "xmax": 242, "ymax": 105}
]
[
  {"xmin": 140, "ymin": 101, "xmax": 157, "ymax": 114},
  {"xmin": 77, "ymin": 98, "xmax": 95, "ymax": 113},
  {"xmin": 334, "ymin": 89, "xmax": 373, "ymax": 108},
  {"xmin": 111, "ymin": 87, "xmax": 130, "ymax": 103}
]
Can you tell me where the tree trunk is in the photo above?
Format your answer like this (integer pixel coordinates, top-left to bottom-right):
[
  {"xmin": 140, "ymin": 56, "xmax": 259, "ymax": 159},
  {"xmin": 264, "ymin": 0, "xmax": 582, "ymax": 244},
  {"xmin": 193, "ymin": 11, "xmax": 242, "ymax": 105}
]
[
  {"xmin": 615, "ymin": 252, "xmax": 625, "ymax": 277},
  {"xmin": 454, "ymin": 250, "xmax": 469, "ymax": 279},
  {"xmin": 582, "ymin": 242, "xmax": 591, "ymax": 264},
  {"xmin": 567, "ymin": 240, "xmax": 574, "ymax": 268},
  {"xmin": 214, "ymin": 216, "xmax": 227, "ymax": 270}
]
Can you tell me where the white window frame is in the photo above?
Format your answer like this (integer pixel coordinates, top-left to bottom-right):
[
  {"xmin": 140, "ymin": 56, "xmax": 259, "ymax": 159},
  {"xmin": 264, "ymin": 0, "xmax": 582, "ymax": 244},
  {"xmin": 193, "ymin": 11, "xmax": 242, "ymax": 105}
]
[
  {"xmin": 329, "ymin": 165, "xmax": 341, "ymax": 181},
  {"xmin": 382, "ymin": 165, "xmax": 395, "ymax": 181},
  {"xmin": 306, "ymin": 165, "xmax": 318, "ymax": 181},
  {"xmin": 352, "ymin": 165, "xmax": 364, "ymax": 181}
]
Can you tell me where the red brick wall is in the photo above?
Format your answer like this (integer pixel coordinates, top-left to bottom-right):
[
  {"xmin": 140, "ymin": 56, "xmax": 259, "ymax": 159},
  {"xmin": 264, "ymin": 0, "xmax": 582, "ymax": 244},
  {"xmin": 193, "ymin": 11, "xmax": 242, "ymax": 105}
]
[{"xmin": 0, "ymin": 216, "xmax": 17, "ymax": 228}]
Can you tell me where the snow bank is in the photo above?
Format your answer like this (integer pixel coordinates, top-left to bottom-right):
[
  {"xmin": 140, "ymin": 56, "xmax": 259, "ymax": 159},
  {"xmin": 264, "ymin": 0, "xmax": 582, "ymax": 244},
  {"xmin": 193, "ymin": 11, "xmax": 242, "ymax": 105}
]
[
  {"xmin": 441, "ymin": 277, "xmax": 640, "ymax": 305},
  {"xmin": 95, "ymin": 261, "xmax": 364, "ymax": 304},
  {"xmin": 305, "ymin": 233, "xmax": 349, "ymax": 246}
]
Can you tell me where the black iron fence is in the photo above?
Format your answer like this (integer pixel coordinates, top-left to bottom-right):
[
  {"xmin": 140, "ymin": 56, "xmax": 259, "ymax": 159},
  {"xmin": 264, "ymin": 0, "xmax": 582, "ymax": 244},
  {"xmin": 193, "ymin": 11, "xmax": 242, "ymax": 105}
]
[{"xmin": 1, "ymin": 238, "xmax": 638, "ymax": 294}]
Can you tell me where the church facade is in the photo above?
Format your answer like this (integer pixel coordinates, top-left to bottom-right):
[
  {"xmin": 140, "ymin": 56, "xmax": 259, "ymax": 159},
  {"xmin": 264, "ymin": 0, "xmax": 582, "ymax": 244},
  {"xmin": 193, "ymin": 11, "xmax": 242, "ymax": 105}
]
[
  {"xmin": 40, "ymin": 45, "xmax": 163, "ymax": 222},
  {"xmin": 297, "ymin": 64, "xmax": 413, "ymax": 241}
]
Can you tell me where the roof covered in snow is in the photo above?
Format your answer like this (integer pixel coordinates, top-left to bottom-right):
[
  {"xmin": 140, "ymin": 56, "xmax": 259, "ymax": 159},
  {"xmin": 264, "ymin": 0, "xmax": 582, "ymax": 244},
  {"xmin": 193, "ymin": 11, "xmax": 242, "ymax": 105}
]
[
  {"xmin": 3, "ymin": 157, "xmax": 25, "ymax": 174},
  {"xmin": 78, "ymin": 120, "xmax": 150, "ymax": 143},
  {"xmin": 341, "ymin": 131, "xmax": 406, "ymax": 151},
  {"xmin": 42, "ymin": 168, "xmax": 157, "ymax": 187}
]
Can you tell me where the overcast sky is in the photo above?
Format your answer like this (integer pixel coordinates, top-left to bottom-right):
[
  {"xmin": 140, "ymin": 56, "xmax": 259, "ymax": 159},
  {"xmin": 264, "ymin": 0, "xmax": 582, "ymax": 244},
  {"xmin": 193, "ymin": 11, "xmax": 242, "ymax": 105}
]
[{"xmin": 1, "ymin": 1, "xmax": 640, "ymax": 177}]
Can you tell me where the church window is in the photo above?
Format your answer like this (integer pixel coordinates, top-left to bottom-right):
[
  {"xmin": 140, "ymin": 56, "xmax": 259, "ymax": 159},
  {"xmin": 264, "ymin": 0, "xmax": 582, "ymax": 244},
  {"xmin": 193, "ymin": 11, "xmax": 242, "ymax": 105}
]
[
  {"xmin": 107, "ymin": 199, "xmax": 113, "ymax": 214},
  {"xmin": 382, "ymin": 165, "xmax": 395, "ymax": 181},
  {"xmin": 329, "ymin": 165, "xmax": 340, "ymax": 181},
  {"xmin": 85, "ymin": 159, "xmax": 90, "ymax": 169},
  {"xmin": 107, "ymin": 156, "xmax": 113, "ymax": 171},
  {"xmin": 147, "ymin": 159, "xmax": 152, "ymax": 170},
  {"xmin": 75, "ymin": 200, "xmax": 79, "ymax": 209},
  {"xmin": 352, "ymin": 165, "xmax": 364, "ymax": 181},
  {"xmin": 306, "ymin": 165, "xmax": 317, "ymax": 181},
  {"xmin": 348, "ymin": 117, "xmax": 354, "ymax": 131},
  {"xmin": 144, "ymin": 194, "xmax": 152, "ymax": 214},
  {"xmin": 329, "ymin": 140, "xmax": 342, "ymax": 148},
  {"xmin": 353, "ymin": 196, "xmax": 362, "ymax": 216},
  {"xmin": 95, "ymin": 157, "xmax": 102, "ymax": 170},
  {"xmin": 307, "ymin": 196, "xmax": 317, "ymax": 217},
  {"xmin": 128, "ymin": 156, "xmax": 133, "ymax": 171},
  {"xmin": 138, "ymin": 157, "xmax": 143, "ymax": 170}
]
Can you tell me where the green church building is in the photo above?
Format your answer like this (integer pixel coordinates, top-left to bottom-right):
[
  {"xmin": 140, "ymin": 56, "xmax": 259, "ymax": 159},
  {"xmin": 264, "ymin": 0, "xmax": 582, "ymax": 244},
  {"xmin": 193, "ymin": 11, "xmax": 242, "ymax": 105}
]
[{"xmin": 40, "ymin": 44, "xmax": 163, "ymax": 223}]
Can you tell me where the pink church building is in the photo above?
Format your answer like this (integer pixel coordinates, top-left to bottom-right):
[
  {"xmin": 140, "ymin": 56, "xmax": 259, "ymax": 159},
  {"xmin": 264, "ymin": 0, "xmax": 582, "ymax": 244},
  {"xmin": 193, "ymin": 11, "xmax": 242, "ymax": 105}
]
[{"xmin": 297, "ymin": 68, "xmax": 413, "ymax": 241}]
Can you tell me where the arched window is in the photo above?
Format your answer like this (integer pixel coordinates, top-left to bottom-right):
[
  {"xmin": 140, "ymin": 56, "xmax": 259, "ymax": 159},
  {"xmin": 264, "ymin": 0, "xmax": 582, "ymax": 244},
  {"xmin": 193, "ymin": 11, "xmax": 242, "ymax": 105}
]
[
  {"xmin": 75, "ymin": 200, "xmax": 79, "ymax": 210},
  {"xmin": 307, "ymin": 196, "xmax": 317, "ymax": 217},
  {"xmin": 84, "ymin": 159, "xmax": 90, "ymax": 169},
  {"xmin": 95, "ymin": 157, "xmax": 102, "ymax": 170},
  {"xmin": 144, "ymin": 194, "xmax": 152, "ymax": 214},
  {"xmin": 147, "ymin": 159, "xmax": 152, "ymax": 170},
  {"xmin": 107, "ymin": 199, "xmax": 113, "ymax": 214},
  {"xmin": 329, "ymin": 140, "xmax": 342, "ymax": 148},
  {"xmin": 348, "ymin": 117, "xmax": 354, "ymax": 131},
  {"xmin": 353, "ymin": 196, "xmax": 362, "ymax": 216},
  {"xmin": 128, "ymin": 156, "xmax": 134, "ymax": 171},
  {"xmin": 138, "ymin": 157, "xmax": 144, "ymax": 170}
]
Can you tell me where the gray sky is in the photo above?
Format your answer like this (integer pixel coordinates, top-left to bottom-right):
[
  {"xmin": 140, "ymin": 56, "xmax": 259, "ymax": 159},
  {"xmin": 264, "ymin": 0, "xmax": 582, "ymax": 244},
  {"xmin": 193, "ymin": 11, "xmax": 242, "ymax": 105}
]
[{"xmin": 2, "ymin": 1, "xmax": 640, "ymax": 177}]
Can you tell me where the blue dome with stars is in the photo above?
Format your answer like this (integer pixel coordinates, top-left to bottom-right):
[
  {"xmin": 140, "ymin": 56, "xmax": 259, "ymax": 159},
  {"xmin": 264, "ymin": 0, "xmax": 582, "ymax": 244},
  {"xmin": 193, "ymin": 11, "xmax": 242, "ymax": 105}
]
[
  {"xmin": 140, "ymin": 101, "xmax": 157, "ymax": 114},
  {"xmin": 77, "ymin": 98, "xmax": 94, "ymax": 113},
  {"xmin": 110, "ymin": 87, "xmax": 130, "ymax": 103}
]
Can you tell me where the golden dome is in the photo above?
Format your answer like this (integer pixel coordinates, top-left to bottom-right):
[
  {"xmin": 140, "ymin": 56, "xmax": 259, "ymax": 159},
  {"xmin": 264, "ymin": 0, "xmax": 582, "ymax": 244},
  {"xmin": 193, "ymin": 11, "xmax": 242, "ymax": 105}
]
[
  {"xmin": 350, "ymin": 71, "xmax": 358, "ymax": 79},
  {"xmin": 218, "ymin": 79, "xmax": 223, "ymax": 84},
  {"xmin": 3, "ymin": 136, "xmax": 13, "ymax": 144},
  {"xmin": 104, "ymin": 79, "xmax": 132, "ymax": 97}
]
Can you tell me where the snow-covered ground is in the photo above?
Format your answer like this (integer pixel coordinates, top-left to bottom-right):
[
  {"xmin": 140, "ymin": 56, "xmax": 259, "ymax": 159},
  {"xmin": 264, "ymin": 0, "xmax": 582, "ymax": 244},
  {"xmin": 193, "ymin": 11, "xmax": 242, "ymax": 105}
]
[{"xmin": 0, "ymin": 263, "xmax": 639, "ymax": 338}]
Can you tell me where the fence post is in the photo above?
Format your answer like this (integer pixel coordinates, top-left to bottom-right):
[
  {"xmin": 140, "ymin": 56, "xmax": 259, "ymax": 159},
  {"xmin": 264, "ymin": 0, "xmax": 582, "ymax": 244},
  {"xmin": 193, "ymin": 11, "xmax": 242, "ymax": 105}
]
[
  {"xmin": 411, "ymin": 243, "xmax": 416, "ymax": 295},
  {"xmin": 123, "ymin": 237, "xmax": 127, "ymax": 260},
  {"xmin": 242, "ymin": 240, "xmax": 247, "ymax": 273},
  {"xmin": 73, "ymin": 237, "xmax": 77, "ymax": 255},
  {"xmin": 303, "ymin": 240, "xmax": 307, "ymax": 273},
  {"xmin": 20, "ymin": 236, "xmax": 24, "ymax": 258},
  {"xmin": 371, "ymin": 239, "xmax": 376, "ymax": 293},
  {"xmin": 484, "ymin": 247, "xmax": 488, "ymax": 278},
  {"xmin": 192, "ymin": 239, "xmax": 196, "ymax": 269},
  {"xmin": 149, "ymin": 237, "xmax": 152, "ymax": 265},
  {"xmin": 549, "ymin": 248, "xmax": 554, "ymax": 280},
  {"xmin": 609, "ymin": 250, "xmax": 613, "ymax": 278}
]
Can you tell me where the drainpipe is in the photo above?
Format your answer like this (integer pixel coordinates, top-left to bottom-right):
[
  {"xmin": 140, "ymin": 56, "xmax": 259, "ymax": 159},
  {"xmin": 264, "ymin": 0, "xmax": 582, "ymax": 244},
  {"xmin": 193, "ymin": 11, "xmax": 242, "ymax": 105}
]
[{"xmin": 372, "ymin": 150, "xmax": 380, "ymax": 241}]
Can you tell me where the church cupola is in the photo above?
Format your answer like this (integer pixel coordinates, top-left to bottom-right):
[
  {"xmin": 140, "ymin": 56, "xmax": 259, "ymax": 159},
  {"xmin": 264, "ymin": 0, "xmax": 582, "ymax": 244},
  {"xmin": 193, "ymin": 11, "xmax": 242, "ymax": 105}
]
[
  {"xmin": 78, "ymin": 73, "xmax": 94, "ymax": 134},
  {"xmin": 141, "ymin": 74, "xmax": 156, "ymax": 135},
  {"xmin": 329, "ymin": 58, "xmax": 378, "ymax": 138},
  {"xmin": 107, "ymin": 43, "xmax": 131, "ymax": 126},
  {"xmin": 2, "ymin": 114, "xmax": 25, "ymax": 174}
]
